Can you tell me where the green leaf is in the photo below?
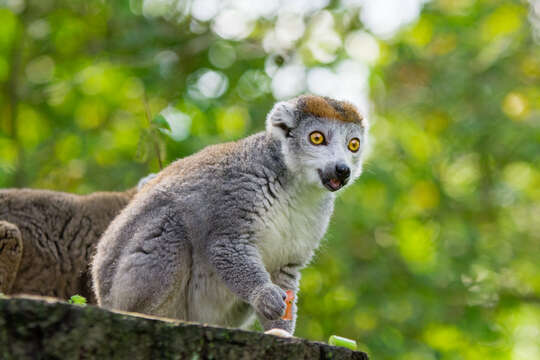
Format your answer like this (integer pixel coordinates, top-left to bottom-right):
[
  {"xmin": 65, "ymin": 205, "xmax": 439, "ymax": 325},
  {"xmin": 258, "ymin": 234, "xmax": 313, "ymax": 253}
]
[
  {"xmin": 152, "ymin": 114, "xmax": 171, "ymax": 131},
  {"xmin": 68, "ymin": 295, "xmax": 87, "ymax": 306}
]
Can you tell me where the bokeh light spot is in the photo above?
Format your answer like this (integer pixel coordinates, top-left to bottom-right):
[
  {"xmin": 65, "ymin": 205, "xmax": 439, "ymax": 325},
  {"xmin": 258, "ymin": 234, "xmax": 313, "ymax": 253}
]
[
  {"xmin": 502, "ymin": 92, "xmax": 529, "ymax": 120},
  {"xmin": 25, "ymin": 55, "xmax": 55, "ymax": 84},
  {"xmin": 216, "ymin": 106, "xmax": 250, "ymax": 138}
]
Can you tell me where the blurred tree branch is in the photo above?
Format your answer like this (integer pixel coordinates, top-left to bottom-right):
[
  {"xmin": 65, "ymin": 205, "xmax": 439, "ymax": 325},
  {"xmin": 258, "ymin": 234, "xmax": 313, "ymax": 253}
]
[
  {"xmin": 143, "ymin": 91, "xmax": 163, "ymax": 170},
  {"xmin": 500, "ymin": 291, "xmax": 540, "ymax": 305}
]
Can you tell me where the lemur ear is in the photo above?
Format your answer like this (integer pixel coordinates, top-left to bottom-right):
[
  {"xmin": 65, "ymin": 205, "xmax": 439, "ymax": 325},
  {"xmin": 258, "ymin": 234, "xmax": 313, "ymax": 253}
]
[{"xmin": 265, "ymin": 100, "xmax": 297, "ymax": 139}]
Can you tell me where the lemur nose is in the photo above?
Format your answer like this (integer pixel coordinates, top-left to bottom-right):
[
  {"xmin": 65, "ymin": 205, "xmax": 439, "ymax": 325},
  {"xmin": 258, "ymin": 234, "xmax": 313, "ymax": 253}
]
[{"xmin": 335, "ymin": 163, "xmax": 350, "ymax": 180}]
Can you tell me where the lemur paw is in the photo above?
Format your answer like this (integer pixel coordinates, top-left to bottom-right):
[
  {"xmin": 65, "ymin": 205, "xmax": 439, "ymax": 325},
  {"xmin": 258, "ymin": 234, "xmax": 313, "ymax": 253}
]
[{"xmin": 251, "ymin": 283, "xmax": 287, "ymax": 320}]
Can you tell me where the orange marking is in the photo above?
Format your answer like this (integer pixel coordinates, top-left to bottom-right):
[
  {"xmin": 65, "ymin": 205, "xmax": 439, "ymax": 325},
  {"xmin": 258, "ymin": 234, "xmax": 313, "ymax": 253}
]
[
  {"xmin": 299, "ymin": 95, "xmax": 364, "ymax": 125},
  {"xmin": 282, "ymin": 290, "xmax": 295, "ymax": 320}
]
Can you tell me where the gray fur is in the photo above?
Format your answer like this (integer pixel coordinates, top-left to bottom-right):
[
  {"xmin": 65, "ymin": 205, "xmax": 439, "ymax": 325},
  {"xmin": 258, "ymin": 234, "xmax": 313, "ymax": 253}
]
[
  {"xmin": 0, "ymin": 175, "xmax": 153, "ymax": 299},
  {"xmin": 0, "ymin": 188, "xmax": 136, "ymax": 301},
  {"xmin": 137, "ymin": 173, "xmax": 157, "ymax": 190},
  {"xmin": 92, "ymin": 96, "xmax": 368, "ymax": 334}
]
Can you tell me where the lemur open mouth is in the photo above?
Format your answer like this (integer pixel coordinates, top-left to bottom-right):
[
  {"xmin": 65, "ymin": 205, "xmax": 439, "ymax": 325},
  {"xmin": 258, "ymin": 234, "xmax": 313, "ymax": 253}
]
[
  {"xmin": 318, "ymin": 169, "xmax": 347, "ymax": 192},
  {"xmin": 324, "ymin": 178, "xmax": 344, "ymax": 192}
]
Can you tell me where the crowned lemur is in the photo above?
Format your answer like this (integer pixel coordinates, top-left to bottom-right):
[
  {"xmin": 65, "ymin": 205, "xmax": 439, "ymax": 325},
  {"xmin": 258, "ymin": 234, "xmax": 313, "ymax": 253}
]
[
  {"xmin": 0, "ymin": 175, "xmax": 155, "ymax": 301},
  {"xmin": 92, "ymin": 95, "xmax": 368, "ymax": 334}
]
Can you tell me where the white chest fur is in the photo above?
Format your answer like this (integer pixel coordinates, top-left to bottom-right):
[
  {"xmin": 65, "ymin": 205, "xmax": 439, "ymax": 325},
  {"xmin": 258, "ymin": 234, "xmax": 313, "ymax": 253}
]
[{"xmin": 257, "ymin": 187, "xmax": 334, "ymax": 271}]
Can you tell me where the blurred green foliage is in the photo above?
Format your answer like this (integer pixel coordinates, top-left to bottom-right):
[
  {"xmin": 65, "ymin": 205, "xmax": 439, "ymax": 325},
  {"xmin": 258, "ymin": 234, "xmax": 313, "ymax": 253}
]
[{"xmin": 1, "ymin": 0, "xmax": 539, "ymax": 359}]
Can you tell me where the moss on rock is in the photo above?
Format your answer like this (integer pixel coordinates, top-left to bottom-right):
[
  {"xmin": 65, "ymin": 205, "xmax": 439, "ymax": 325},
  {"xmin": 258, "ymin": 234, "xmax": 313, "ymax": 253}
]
[{"xmin": 0, "ymin": 296, "xmax": 368, "ymax": 360}]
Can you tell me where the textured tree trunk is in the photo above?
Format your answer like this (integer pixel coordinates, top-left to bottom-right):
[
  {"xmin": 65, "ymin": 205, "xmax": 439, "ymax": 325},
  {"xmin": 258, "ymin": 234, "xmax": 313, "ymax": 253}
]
[{"xmin": 0, "ymin": 296, "xmax": 368, "ymax": 360}]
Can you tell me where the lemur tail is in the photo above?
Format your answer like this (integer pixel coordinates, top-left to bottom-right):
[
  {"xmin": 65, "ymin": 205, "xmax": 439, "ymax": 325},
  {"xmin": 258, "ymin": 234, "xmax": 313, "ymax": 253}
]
[{"xmin": 0, "ymin": 221, "xmax": 23, "ymax": 294}]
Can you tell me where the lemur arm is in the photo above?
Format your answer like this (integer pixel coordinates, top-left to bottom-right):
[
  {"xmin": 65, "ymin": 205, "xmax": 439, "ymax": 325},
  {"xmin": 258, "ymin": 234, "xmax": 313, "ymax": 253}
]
[{"xmin": 207, "ymin": 235, "xmax": 287, "ymax": 321}]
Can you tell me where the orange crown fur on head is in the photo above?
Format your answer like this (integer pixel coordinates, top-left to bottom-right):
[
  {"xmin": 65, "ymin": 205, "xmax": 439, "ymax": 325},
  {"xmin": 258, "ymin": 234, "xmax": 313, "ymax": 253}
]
[{"xmin": 296, "ymin": 95, "xmax": 364, "ymax": 125}]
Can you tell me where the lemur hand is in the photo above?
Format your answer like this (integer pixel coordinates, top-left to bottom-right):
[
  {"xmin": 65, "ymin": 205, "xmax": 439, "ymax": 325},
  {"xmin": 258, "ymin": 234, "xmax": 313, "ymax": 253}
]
[{"xmin": 251, "ymin": 283, "xmax": 287, "ymax": 320}]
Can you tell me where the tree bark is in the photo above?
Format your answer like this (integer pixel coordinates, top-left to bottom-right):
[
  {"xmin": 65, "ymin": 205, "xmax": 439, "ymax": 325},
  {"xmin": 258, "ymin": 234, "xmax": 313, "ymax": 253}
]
[{"xmin": 0, "ymin": 295, "xmax": 368, "ymax": 360}]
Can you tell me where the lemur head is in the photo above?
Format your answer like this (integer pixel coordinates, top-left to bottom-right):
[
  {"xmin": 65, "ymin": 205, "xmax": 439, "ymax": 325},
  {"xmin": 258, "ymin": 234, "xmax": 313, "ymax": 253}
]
[{"xmin": 266, "ymin": 95, "xmax": 368, "ymax": 192}]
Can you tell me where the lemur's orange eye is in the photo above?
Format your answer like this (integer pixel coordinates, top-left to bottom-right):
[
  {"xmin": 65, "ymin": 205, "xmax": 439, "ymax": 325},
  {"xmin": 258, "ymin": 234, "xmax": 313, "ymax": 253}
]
[
  {"xmin": 309, "ymin": 131, "xmax": 325, "ymax": 145},
  {"xmin": 348, "ymin": 138, "xmax": 360, "ymax": 152}
]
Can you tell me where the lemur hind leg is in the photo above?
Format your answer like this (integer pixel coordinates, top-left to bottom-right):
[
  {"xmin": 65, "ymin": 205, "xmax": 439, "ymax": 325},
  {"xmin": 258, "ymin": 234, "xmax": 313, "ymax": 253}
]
[{"xmin": 0, "ymin": 221, "xmax": 23, "ymax": 294}]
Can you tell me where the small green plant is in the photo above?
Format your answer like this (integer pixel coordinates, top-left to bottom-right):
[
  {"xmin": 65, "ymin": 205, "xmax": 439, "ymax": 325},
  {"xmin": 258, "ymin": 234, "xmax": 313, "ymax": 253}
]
[
  {"xmin": 68, "ymin": 294, "xmax": 87, "ymax": 306},
  {"xmin": 328, "ymin": 335, "xmax": 357, "ymax": 351}
]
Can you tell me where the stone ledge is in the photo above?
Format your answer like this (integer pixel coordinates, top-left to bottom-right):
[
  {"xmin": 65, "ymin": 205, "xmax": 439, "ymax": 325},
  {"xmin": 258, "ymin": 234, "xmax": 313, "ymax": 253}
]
[{"xmin": 0, "ymin": 296, "xmax": 369, "ymax": 360}]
